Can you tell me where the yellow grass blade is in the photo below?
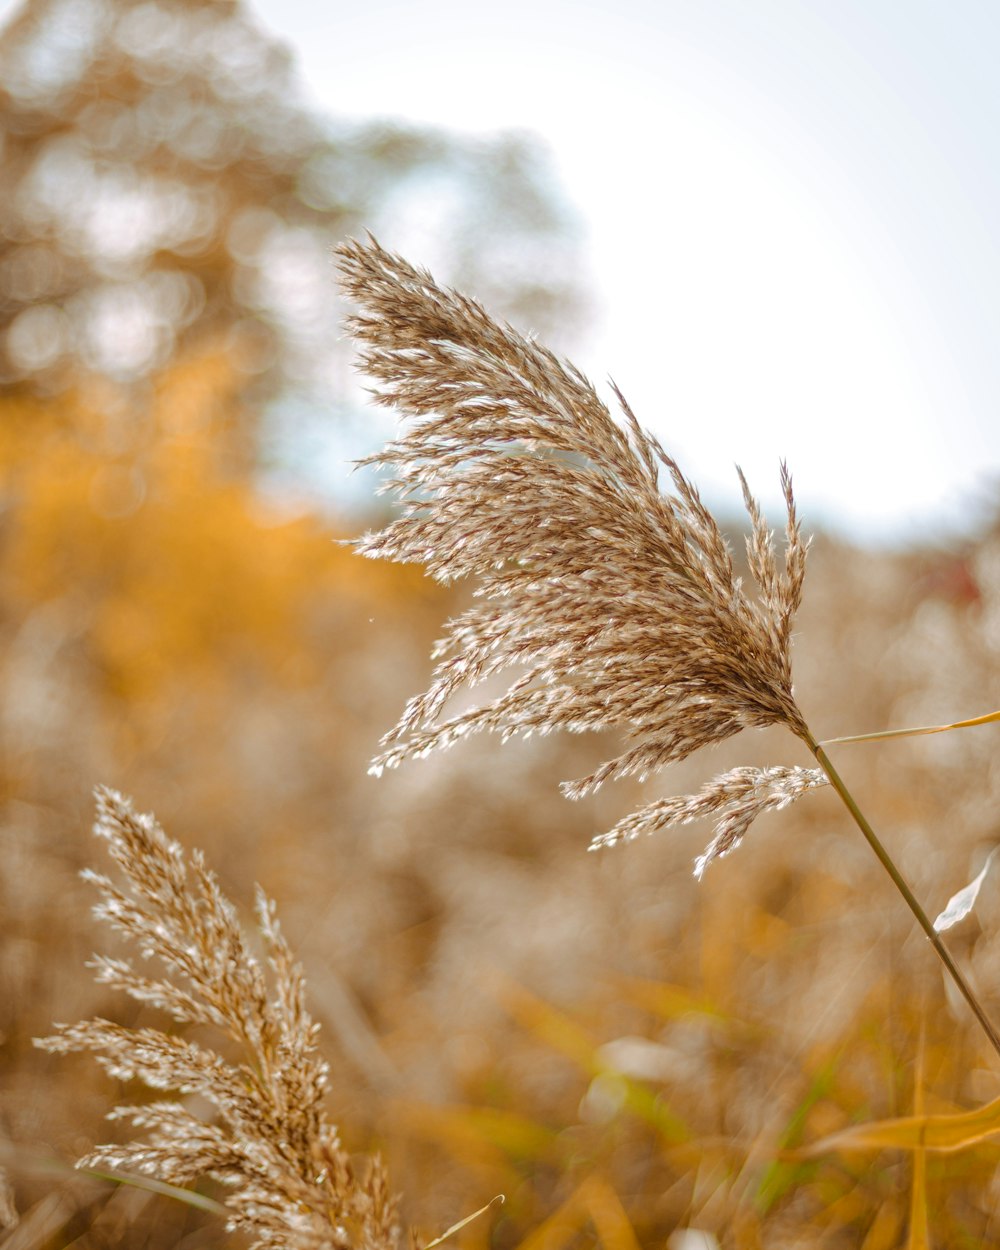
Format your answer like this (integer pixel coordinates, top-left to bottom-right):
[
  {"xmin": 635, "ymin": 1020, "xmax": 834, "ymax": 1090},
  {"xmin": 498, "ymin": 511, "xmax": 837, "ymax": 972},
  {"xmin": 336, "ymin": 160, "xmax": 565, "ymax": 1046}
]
[
  {"xmin": 513, "ymin": 1177, "xmax": 639, "ymax": 1250},
  {"xmin": 822, "ymin": 709, "xmax": 1000, "ymax": 747},
  {"xmin": 907, "ymin": 1029, "xmax": 931, "ymax": 1250},
  {"xmin": 423, "ymin": 1194, "xmax": 504, "ymax": 1250},
  {"xmin": 499, "ymin": 979, "xmax": 603, "ymax": 1073},
  {"xmin": 803, "ymin": 1092, "xmax": 1000, "ymax": 1156},
  {"xmin": 579, "ymin": 1176, "xmax": 643, "ymax": 1250},
  {"xmin": 860, "ymin": 1202, "xmax": 903, "ymax": 1250},
  {"xmin": 514, "ymin": 1184, "xmax": 589, "ymax": 1250}
]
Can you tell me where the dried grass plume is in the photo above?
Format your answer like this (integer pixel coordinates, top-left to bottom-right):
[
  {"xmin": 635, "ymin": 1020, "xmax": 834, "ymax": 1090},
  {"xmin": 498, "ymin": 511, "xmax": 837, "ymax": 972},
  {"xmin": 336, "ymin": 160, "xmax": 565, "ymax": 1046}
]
[
  {"xmin": 37, "ymin": 787, "xmax": 399, "ymax": 1250},
  {"xmin": 338, "ymin": 237, "xmax": 827, "ymax": 872}
]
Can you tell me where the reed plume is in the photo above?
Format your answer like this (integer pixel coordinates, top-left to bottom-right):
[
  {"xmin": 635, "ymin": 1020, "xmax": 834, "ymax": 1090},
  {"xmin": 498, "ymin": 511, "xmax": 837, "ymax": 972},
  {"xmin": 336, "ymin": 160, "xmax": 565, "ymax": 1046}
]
[
  {"xmin": 37, "ymin": 788, "xmax": 399, "ymax": 1250},
  {"xmin": 339, "ymin": 235, "xmax": 1000, "ymax": 1058},
  {"xmin": 338, "ymin": 236, "xmax": 823, "ymax": 871}
]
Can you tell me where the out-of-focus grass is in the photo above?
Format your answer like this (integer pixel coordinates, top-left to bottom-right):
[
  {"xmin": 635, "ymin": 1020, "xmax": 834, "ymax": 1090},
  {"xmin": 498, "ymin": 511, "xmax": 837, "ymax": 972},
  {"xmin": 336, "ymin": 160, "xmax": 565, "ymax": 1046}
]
[{"xmin": 4, "ymin": 349, "xmax": 1000, "ymax": 1247}]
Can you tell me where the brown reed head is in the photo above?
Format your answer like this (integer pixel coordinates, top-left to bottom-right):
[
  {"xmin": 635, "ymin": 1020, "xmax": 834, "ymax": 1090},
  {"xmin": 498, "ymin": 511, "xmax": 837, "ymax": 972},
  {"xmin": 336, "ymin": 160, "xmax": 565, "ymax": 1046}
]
[
  {"xmin": 338, "ymin": 237, "xmax": 824, "ymax": 870},
  {"xmin": 37, "ymin": 788, "xmax": 399, "ymax": 1250}
]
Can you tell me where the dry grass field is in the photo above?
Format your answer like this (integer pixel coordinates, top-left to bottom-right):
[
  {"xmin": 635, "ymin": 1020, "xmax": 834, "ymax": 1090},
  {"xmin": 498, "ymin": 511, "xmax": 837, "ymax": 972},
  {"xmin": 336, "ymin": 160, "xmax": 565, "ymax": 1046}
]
[{"xmin": 3, "ymin": 236, "xmax": 1000, "ymax": 1249}]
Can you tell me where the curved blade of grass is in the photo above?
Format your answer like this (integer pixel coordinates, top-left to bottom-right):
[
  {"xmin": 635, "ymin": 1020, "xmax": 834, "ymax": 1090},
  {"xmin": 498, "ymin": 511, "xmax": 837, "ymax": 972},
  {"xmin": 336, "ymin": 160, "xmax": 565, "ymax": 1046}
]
[
  {"xmin": 802, "ymin": 1092, "xmax": 1000, "ymax": 1156},
  {"xmin": 821, "ymin": 709, "xmax": 1000, "ymax": 747},
  {"xmin": 424, "ymin": 1194, "xmax": 504, "ymax": 1250},
  {"xmin": 82, "ymin": 1168, "xmax": 227, "ymax": 1214}
]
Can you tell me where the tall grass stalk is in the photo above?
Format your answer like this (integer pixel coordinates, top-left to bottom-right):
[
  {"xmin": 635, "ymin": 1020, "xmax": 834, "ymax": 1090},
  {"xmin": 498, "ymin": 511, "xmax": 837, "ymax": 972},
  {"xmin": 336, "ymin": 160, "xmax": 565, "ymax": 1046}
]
[
  {"xmin": 338, "ymin": 235, "xmax": 1000, "ymax": 1062},
  {"xmin": 806, "ymin": 734, "xmax": 1000, "ymax": 1059}
]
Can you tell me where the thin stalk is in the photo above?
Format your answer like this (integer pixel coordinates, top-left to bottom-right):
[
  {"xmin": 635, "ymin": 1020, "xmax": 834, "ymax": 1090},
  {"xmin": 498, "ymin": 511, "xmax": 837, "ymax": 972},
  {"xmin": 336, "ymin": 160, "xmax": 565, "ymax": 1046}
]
[
  {"xmin": 822, "ymin": 707, "xmax": 1000, "ymax": 747},
  {"xmin": 801, "ymin": 728, "xmax": 1000, "ymax": 1061}
]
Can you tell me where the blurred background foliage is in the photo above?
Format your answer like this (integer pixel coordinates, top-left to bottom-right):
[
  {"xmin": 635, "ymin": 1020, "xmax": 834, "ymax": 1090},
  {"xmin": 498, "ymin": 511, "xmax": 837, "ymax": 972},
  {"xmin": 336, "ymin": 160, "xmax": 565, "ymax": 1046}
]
[{"xmin": 3, "ymin": 1, "xmax": 1000, "ymax": 1247}]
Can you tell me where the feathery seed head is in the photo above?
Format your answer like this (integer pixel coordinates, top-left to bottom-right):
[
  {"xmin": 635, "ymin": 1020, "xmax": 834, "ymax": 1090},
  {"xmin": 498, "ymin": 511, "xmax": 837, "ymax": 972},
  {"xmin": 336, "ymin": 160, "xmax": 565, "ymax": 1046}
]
[
  {"xmin": 339, "ymin": 237, "xmax": 820, "ymax": 869},
  {"xmin": 37, "ymin": 788, "xmax": 400, "ymax": 1250}
]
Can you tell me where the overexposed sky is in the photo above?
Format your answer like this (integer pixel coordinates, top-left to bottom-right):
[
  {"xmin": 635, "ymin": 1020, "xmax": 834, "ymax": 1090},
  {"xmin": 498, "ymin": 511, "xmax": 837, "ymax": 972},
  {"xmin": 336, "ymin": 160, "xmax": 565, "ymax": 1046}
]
[
  {"xmin": 247, "ymin": 0, "xmax": 1000, "ymax": 543},
  {"xmin": 3, "ymin": 0, "xmax": 998, "ymax": 540}
]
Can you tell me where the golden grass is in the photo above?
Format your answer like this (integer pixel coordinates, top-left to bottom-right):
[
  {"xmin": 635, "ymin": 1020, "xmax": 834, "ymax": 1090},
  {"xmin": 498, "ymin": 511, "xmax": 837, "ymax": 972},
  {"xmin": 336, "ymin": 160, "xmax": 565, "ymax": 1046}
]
[
  {"xmin": 5, "ymin": 251, "xmax": 1000, "ymax": 1249},
  {"xmin": 338, "ymin": 236, "xmax": 1000, "ymax": 1052}
]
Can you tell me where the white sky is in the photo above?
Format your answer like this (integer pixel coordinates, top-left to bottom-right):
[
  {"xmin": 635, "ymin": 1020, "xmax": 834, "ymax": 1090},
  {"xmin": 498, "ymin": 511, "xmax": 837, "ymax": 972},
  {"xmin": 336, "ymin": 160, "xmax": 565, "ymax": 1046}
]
[
  {"xmin": 2, "ymin": 0, "xmax": 996, "ymax": 541},
  {"xmin": 243, "ymin": 0, "xmax": 1000, "ymax": 544}
]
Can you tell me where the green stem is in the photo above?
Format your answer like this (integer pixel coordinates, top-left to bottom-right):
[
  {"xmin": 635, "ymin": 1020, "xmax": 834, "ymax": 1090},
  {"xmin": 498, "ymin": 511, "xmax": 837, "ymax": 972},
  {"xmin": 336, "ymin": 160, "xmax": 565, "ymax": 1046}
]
[{"xmin": 803, "ymin": 729, "xmax": 1000, "ymax": 1062}]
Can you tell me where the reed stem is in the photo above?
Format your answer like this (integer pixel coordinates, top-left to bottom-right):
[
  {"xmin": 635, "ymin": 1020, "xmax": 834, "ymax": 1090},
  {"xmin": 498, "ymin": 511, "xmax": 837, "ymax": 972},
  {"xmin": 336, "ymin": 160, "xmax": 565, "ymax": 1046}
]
[{"xmin": 802, "ymin": 728, "xmax": 1000, "ymax": 1061}]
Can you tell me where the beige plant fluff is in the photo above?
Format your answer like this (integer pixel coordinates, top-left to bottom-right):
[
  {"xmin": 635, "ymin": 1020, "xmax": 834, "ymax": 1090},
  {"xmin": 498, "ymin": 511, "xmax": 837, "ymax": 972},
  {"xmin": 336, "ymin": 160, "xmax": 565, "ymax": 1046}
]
[
  {"xmin": 338, "ymin": 237, "xmax": 826, "ymax": 873},
  {"xmin": 0, "ymin": 1167, "xmax": 16, "ymax": 1233},
  {"xmin": 37, "ymin": 788, "xmax": 399, "ymax": 1250}
]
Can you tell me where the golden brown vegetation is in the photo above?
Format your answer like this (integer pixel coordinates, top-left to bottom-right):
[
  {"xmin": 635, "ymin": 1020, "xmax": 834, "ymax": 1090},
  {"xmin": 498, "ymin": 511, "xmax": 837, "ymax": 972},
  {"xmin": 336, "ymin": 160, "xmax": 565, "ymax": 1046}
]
[
  {"xmin": 4, "ymin": 4, "xmax": 1000, "ymax": 1244},
  {"xmin": 39, "ymin": 787, "xmax": 399, "ymax": 1250},
  {"xmin": 5, "ymin": 254, "xmax": 1000, "ymax": 1249}
]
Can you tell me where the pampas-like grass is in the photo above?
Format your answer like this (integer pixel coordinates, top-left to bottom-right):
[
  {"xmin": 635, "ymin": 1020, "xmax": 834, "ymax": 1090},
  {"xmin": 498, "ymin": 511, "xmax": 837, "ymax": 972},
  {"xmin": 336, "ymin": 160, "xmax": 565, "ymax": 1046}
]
[
  {"xmin": 36, "ymin": 788, "xmax": 399, "ymax": 1250},
  {"xmin": 338, "ymin": 236, "xmax": 822, "ymax": 873},
  {"xmin": 338, "ymin": 236, "xmax": 1000, "ymax": 1056}
]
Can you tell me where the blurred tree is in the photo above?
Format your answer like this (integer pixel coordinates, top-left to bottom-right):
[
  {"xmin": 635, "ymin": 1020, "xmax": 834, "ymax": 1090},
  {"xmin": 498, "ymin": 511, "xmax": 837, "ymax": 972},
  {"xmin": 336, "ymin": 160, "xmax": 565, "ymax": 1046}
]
[{"xmin": 0, "ymin": 0, "xmax": 586, "ymax": 463}]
